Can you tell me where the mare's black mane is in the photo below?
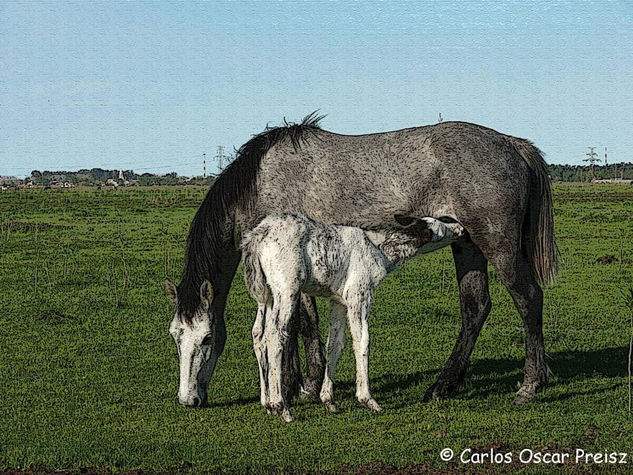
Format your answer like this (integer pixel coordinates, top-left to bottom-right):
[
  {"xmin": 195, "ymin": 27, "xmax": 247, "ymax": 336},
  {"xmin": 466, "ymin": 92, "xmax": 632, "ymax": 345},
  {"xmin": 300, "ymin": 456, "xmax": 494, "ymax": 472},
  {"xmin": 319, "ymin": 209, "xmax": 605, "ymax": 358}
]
[{"xmin": 177, "ymin": 112, "xmax": 324, "ymax": 320}]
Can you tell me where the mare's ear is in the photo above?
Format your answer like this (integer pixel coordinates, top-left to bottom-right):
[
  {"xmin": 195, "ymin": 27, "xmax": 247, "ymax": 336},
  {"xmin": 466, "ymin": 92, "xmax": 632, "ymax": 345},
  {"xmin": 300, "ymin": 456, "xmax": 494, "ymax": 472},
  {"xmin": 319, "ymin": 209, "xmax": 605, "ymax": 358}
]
[
  {"xmin": 200, "ymin": 280, "xmax": 214, "ymax": 307},
  {"xmin": 165, "ymin": 279, "xmax": 178, "ymax": 304}
]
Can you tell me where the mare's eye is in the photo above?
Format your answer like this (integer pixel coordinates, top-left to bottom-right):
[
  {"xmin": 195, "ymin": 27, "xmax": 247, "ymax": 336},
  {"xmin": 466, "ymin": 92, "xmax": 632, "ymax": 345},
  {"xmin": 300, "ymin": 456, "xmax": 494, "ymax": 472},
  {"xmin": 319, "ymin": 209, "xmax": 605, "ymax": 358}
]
[{"xmin": 201, "ymin": 334, "xmax": 213, "ymax": 346}]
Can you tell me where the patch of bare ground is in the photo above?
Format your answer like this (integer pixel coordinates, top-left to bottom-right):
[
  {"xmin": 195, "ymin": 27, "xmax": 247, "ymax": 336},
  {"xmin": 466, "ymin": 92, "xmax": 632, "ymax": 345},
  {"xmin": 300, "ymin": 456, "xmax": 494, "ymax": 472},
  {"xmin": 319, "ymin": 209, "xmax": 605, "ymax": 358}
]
[{"xmin": 37, "ymin": 310, "xmax": 72, "ymax": 322}]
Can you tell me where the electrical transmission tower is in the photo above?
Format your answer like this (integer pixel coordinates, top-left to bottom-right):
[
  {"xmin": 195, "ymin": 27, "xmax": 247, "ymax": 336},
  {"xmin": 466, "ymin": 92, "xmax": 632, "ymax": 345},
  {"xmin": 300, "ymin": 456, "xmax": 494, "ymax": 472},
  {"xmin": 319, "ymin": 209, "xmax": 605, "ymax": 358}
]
[
  {"xmin": 583, "ymin": 146, "xmax": 601, "ymax": 181},
  {"xmin": 202, "ymin": 153, "xmax": 206, "ymax": 179},
  {"xmin": 438, "ymin": 112, "xmax": 443, "ymax": 123},
  {"xmin": 215, "ymin": 146, "xmax": 226, "ymax": 173}
]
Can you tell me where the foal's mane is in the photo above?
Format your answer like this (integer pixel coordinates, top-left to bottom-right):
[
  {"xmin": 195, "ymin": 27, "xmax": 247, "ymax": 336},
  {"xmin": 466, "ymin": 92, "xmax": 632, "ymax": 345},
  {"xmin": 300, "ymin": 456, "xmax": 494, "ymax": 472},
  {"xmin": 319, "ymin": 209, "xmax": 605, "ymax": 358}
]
[{"xmin": 177, "ymin": 112, "xmax": 324, "ymax": 320}]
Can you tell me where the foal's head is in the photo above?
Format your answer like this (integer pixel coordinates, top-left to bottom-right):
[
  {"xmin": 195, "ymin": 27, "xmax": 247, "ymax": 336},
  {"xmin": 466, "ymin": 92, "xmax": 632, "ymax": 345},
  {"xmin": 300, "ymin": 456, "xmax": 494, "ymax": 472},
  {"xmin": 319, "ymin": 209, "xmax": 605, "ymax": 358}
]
[
  {"xmin": 166, "ymin": 279, "xmax": 221, "ymax": 408},
  {"xmin": 391, "ymin": 215, "xmax": 465, "ymax": 255}
]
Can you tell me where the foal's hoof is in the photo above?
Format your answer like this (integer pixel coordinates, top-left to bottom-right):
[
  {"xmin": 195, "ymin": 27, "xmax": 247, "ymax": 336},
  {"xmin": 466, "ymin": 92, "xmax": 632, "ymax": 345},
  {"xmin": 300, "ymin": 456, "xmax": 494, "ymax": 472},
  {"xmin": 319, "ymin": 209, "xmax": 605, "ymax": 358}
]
[
  {"xmin": 360, "ymin": 398, "xmax": 382, "ymax": 412},
  {"xmin": 421, "ymin": 379, "xmax": 459, "ymax": 402},
  {"xmin": 323, "ymin": 401, "xmax": 338, "ymax": 414},
  {"xmin": 280, "ymin": 409, "xmax": 295, "ymax": 423},
  {"xmin": 267, "ymin": 402, "xmax": 295, "ymax": 422}
]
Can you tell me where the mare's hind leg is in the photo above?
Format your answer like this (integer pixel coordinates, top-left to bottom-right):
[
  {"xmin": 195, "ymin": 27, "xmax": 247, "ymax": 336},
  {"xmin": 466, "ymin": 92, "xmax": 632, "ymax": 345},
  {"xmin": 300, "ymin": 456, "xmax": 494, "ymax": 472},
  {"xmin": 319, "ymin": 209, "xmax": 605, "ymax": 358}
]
[
  {"xmin": 489, "ymin": 249, "xmax": 547, "ymax": 405},
  {"xmin": 320, "ymin": 301, "xmax": 347, "ymax": 413},
  {"xmin": 299, "ymin": 294, "xmax": 326, "ymax": 398},
  {"xmin": 423, "ymin": 240, "xmax": 491, "ymax": 401},
  {"xmin": 281, "ymin": 294, "xmax": 323, "ymax": 402},
  {"xmin": 281, "ymin": 304, "xmax": 302, "ymax": 404}
]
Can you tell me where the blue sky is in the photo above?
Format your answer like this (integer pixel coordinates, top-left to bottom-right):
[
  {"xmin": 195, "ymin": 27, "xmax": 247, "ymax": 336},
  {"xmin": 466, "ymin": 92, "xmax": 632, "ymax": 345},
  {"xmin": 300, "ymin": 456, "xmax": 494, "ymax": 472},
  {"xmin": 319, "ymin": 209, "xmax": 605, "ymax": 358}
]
[{"xmin": 1, "ymin": 1, "xmax": 632, "ymax": 177}]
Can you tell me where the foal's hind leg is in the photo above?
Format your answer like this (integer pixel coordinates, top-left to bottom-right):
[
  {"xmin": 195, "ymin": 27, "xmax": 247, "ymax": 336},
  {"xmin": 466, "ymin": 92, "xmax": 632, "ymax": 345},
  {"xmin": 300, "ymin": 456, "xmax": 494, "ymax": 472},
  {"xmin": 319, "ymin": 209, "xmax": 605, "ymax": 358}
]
[
  {"xmin": 252, "ymin": 302, "xmax": 269, "ymax": 407},
  {"xmin": 264, "ymin": 294, "xmax": 298, "ymax": 422},
  {"xmin": 423, "ymin": 240, "xmax": 491, "ymax": 401}
]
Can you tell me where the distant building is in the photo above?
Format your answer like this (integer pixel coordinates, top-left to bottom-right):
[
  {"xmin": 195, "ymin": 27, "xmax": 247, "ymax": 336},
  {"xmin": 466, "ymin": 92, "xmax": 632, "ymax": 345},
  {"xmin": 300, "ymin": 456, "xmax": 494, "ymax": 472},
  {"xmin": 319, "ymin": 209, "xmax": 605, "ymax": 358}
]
[
  {"xmin": 591, "ymin": 178, "xmax": 633, "ymax": 185},
  {"xmin": 0, "ymin": 176, "xmax": 21, "ymax": 186}
]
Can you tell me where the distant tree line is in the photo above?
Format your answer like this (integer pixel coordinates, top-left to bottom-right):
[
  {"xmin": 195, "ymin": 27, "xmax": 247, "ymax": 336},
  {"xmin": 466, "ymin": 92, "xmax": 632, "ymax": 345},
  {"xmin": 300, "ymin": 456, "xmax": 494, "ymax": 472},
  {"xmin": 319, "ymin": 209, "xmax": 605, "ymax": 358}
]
[
  {"xmin": 28, "ymin": 168, "xmax": 216, "ymax": 187},
  {"xmin": 18, "ymin": 162, "xmax": 633, "ymax": 187},
  {"xmin": 547, "ymin": 163, "xmax": 633, "ymax": 182}
]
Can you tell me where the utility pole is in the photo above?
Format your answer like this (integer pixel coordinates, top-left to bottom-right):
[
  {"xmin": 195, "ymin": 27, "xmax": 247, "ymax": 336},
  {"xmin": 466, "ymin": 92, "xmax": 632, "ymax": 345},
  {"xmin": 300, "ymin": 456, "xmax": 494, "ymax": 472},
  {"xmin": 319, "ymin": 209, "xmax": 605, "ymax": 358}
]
[
  {"xmin": 438, "ymin": 112, "xmax": 443, "ymax": 123},
  {"xmin": 202, "ymin": 153, "xmax": 206, "ymax": 179},
  {"xmin": 583, "ymin": 146, "xmax": 601, "ymax": 181},
  {"xmin": 215, "ymin": 145, "xmax": 226, "ymax": 173}
]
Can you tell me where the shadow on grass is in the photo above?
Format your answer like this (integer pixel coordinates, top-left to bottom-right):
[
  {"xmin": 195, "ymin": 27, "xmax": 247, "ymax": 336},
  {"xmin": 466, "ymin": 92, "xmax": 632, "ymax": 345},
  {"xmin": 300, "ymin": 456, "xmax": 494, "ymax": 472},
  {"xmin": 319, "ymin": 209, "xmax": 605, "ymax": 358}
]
[
  {"xmin": 204, "ymin": 347, "xmax": 627, "ymax": 410},
  {"xmin": 365, "ymin": 346, "xmax": 628, "ymax": 406},
  {"xmin": 209, "ymin": 395, "xmax": 260, "ymax": 408}
]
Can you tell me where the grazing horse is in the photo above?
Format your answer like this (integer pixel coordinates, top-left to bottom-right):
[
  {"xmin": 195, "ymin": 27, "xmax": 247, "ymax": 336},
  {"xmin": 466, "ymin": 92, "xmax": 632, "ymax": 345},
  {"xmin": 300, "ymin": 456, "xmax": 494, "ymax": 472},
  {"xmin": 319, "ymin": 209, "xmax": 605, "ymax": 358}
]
[
  {"xmin": 241, "ymin": 214, "xmax": 465, "ymax": 421},
  {"xmin": 166, "ymin": 113, "xmax": 557, "ymax": 408}
]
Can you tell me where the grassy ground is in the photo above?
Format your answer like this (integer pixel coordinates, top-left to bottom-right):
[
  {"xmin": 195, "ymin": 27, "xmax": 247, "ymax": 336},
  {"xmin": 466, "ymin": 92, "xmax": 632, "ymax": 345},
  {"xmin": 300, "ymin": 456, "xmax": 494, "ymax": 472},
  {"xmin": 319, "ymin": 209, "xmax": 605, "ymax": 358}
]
[{"xmin": 1, "ymin": 183, "xmax": 632, "ymax": 473}]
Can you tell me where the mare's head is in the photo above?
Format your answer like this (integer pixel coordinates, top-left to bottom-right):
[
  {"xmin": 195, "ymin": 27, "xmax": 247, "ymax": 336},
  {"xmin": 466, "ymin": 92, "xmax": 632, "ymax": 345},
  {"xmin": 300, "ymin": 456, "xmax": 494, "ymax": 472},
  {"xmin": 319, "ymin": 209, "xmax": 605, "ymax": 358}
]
[{"xmin": 165, "ymin": 279, "xmax": 224, "ymax": 408}]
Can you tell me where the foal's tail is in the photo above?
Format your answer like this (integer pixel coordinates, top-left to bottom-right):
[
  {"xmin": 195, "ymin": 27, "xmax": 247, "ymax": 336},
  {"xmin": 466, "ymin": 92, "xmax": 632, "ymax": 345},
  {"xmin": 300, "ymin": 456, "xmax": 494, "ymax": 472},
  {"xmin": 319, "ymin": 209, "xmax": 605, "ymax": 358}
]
[
  {"xmin": 241, "ymin": 231, "xmax": 270, "ymax": 301},
  {"xmin": 512, "ymin": 138, "xmax": 559, "ymax": 286}
]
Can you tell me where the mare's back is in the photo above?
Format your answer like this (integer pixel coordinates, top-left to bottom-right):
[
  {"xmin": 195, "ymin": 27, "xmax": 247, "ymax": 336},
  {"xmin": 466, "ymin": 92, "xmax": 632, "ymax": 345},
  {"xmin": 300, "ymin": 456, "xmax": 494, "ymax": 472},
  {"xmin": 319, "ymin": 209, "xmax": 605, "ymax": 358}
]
[{"xmin": 253, "ymin": 122, "xmax": 531, "ymax": 231}]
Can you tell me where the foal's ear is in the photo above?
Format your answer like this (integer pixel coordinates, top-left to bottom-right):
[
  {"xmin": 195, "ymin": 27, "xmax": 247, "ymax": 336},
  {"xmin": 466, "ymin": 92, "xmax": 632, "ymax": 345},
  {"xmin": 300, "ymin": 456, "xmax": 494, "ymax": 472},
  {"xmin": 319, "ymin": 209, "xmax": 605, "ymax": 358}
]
[
  {"xmin": 200, "ymin": 280, "xmax": 214, "ymax": 307},
  {"xmin": 165, "ymin": 279, "xmax": 178, "ymax": 304},
  {"xmin": 394, "ymin": 214, "xmax": 415, "ymax": 226}
]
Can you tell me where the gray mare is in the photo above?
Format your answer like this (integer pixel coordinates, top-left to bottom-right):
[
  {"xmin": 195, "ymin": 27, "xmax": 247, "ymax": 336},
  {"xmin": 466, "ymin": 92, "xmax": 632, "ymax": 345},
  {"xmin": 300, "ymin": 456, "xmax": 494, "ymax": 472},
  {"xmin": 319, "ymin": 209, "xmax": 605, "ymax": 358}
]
[{"xmin": 166, "ymin": 114, "xmax": 557, "ymax": 408}]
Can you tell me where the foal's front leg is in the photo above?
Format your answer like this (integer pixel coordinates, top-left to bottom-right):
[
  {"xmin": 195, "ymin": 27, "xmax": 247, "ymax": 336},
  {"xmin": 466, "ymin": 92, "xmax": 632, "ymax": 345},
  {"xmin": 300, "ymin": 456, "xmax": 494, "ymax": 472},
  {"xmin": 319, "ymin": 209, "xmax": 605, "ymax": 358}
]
[
  {"xmin": 320, "ymin": 301, "xmax": 347, "ymax": 413},
  {"xmin": 348, "ymin": 296, "xmax": 381, "ymax": 412}
]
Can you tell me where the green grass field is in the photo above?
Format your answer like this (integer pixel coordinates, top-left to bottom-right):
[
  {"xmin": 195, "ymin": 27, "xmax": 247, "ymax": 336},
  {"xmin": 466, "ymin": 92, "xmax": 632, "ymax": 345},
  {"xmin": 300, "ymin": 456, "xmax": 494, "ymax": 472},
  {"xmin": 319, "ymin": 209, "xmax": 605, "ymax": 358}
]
[{"xmin": 1, "ymin": 184, "xmax": 632, "ymax": 473}]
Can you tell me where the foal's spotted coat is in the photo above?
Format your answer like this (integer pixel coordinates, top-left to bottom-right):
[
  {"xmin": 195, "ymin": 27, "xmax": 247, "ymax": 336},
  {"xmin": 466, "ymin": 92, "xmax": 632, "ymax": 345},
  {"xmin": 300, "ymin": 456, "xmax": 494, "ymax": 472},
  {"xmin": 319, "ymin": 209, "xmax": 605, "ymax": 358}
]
[{"xmin": 241, "ymin": 214, "xmax": 464, "ymax": 421}]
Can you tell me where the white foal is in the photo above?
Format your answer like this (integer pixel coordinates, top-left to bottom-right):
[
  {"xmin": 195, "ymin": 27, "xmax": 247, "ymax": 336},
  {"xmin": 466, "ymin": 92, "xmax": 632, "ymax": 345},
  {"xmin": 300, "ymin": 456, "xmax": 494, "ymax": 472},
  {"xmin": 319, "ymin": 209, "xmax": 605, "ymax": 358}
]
[{"xmin": 241, "ymin": 214, "xmax": 464, "ymax": 421}]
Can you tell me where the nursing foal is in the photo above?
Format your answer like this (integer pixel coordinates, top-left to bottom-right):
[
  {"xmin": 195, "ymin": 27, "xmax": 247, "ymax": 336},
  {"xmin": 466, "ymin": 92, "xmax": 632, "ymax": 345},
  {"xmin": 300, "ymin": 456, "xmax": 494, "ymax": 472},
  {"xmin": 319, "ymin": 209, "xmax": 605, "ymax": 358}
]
[{"xmin": 241, "ymin": 214, "xmax": 465, "ymax": 422}]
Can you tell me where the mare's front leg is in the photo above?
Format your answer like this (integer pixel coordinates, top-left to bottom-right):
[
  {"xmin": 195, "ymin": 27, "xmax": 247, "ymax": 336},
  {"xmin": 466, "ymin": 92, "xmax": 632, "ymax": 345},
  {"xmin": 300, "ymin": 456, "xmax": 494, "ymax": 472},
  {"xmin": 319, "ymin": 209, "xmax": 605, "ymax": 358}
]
[
  {"xmin": 423, "ymin": 240, "xmax": 491, "ymax": 401},
  {"xmin": 348, "ymin": 295, "xmax": 381, "ymax": 412},
  {"xmin": 264, "ymin": 294, "xmax": 298, "ymax": 422},
  {"xmin": 299, "ymin": 294, "xmax": 325, "ymax": 398},
  {"xmin": 320, "ymin": 301, "xmax": 347, "ymax": 413}
]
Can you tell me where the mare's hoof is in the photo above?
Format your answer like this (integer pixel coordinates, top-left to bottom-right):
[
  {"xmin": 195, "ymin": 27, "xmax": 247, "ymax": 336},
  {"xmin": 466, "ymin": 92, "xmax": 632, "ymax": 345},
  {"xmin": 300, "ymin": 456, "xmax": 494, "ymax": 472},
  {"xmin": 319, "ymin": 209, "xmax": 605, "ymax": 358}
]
[
  {"xmin": 300, "ymin": 379, "xmax": 322, "ymax": 400},
  {"xmin": 513, "ymin": 383, "xmax": 541, "ymax": 406},
  {"xmin": 421, "ymin": 379, "xmax": 459, "ymax": 402}
]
